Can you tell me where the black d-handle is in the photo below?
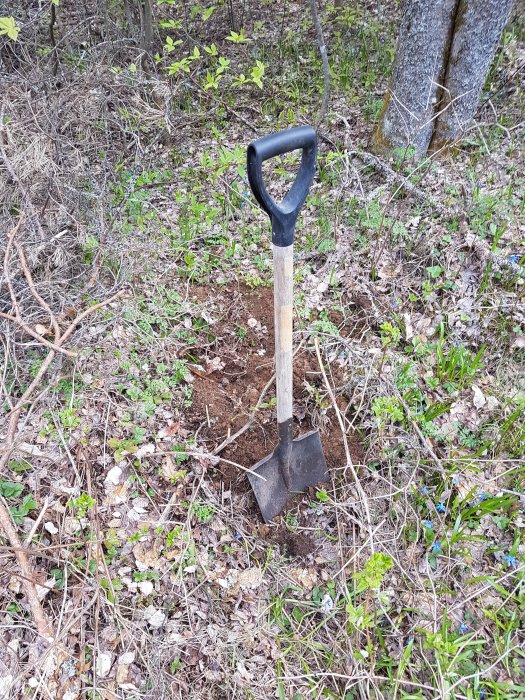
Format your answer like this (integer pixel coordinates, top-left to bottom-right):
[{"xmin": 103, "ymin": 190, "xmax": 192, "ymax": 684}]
[{"xmin": 247, "ymin": 125, "xmax": 317, "ymax": 247}]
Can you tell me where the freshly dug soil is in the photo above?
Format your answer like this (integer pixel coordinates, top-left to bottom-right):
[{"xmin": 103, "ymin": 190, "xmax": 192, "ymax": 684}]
[{"xmin": 185, "ymin": 284, "xmax": 363, "ymax": 507}]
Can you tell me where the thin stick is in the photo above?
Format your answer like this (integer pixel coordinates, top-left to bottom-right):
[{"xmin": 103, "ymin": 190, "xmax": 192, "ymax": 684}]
[
  {"xmin": 0, "ymin": 498, "xmax": 53, "ymax": 639},
  {"xmin": 314, "ymin": 337, "xmax": 375, "ymax": 553},
  {"xmin": 143, "ymin": 449, "xmax": 266, "ymax": 480},
  {"xmin": 14, "ymin": 239, "xmax": 60, "ymax": 338},
  {"xmin": 308, "ymin": 0, "xmax": 330, "ymax": 127},
  {"xmin": 394, "ymin": 389, "xmax": 443, "ymax": 471},
  {"xmin": 213, "ymin": 371, "xmax": 276, "ymax": 455},
  {"xmin": 0, "ymin": 312, "xmax": 77, "ymax": 356}
]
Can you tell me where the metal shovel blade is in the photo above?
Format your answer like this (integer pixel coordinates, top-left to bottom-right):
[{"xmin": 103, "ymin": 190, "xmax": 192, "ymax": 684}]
[{"xmin": 248, "ymin": 430, "xmax": 328, "ymax": 522}]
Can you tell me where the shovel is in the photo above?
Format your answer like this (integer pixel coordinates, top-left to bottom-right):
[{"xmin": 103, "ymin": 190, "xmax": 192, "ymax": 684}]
[{"xmin": 246, "ymin": 125, "xmax": 328, "ymax": 522}]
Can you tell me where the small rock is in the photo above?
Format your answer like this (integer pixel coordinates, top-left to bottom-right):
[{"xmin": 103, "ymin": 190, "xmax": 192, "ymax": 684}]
[
  {"xmin": 237, "ymin": 567, "xmax": 263, "ymax": 590},
  {"xmin": 63, "ymin": 517, "xmax": 82, "ymax": 535},
  {"xmin": 136, "ymin": 443, "xmax": 155, "ymax": 459},
  {"xmin": 44, "ymin": 521, "xmax": 59, "ymax": 535},
  {"xmin": 486, "ymin": 396, "xmax": 499, "ymax": 411}
]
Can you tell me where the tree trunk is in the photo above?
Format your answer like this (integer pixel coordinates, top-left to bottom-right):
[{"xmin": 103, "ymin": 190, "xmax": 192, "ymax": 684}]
[
  {"xmin": 430, "ymin": 0, "xmax": 514, "ymax": 152},
  {"xmin": 142, "ymin": 0, "xmax": 153, "ymax": 54},
  {"xmin": 371, "ymin": 0, "xmax": 515, "ymax": 160},
  {"xmin": 370, "ymin": 0, "xmax": 458, "ymax": 159}
]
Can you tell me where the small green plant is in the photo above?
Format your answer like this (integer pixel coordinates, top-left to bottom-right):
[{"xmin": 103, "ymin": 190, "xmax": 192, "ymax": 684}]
[
  {"xmin": 345, "ymin": 554, "xmax": 394, "ymax": 635},
  {"xmin": 422, "ymin": 616, "xmax": 486, "ymax": 691},
  {"xmin": 1, "ymin": 480, "xmax": 37, "ymax": 523},
  {"xmin": 170, "ymin": 656, "xmax": 182, "ymax": 673},
  {"xmin": 225, "ymin": 28, "xmax": 250, "ymax": 43},
  {"xmin": 100, "ymin": 576, "xmax": 123, "ymax": 604},
  {"xmin": 133, "ymin": 570, "xmax": 159, "ymax": 583},
  {"xmin": 103, "ymin": 529, "xmax": 120, "ymax": 561},
  {"xmin": 0, "ymin": 17, "xmax": 20, "ymax": 41},
  {"xmin": 380, "ymin": 321, "xmax": 401, "ymax": 348},
  {"xmin": 316, "ymin": 488, "xmax": 329, "ymax": 502},
  {"xmin": 434, "ymin": 325, "xmax": 485, "ymax": 390},
  {"xmin": 191, "ymin": 500, "xmax": 215, "ymax": 524},
  {"xmin": 10, "ymin": 494, "xmax": 38, "ymax": 525},
  {"xmin": 8, "ymin": 459, "xmax": 31, "ymax": 473},
  {"xmin": 309, "ymin": 314, "xmax": 340, "ymax": 337},
  {"xmin": 371, "ymin": 395, "xmax": 404, "ymax": 427},
  {"xmin": 68, "ymin": 493, "xmax": 96, "ymax": 518},
  {"xmin": 355, "ymin": 552, "xmax": 394, "ymax": 591},
  {"xmin": 0, "ymin": 480, "xmax": 24, "ymax": 499},
  {"xmin": 59, "ymin": 407, "xmax": 80, "ymax": 430}
]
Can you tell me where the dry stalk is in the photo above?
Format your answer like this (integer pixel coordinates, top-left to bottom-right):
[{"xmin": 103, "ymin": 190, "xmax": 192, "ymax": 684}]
[{"xmin": 313, "ymin": 337, "xmax": 375, "ymax": 553}]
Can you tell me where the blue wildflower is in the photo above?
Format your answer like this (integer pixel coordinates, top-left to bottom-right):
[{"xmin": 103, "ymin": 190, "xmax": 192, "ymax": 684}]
[
  {"xmin": 476, "ymin": 490, "xmax": 488, "ymax": 503},
  {"xmin": 458, "ymin": 623, "xmax": 469, "ymax": 634},
  {"xmin": 479, "ymin": 690, "xmax": 487, "ymax": 700},
  {"xmin": 435, "ymin": 502, "xmax": 446, "ymax": 514},
  {"xmin": 234, "ymin": 531, "xmax": 243, "ymax": 541},
  {"xmin": 452, "ymin": 475, "xmax": 460, "ymax": 486},
  {"xmin": 509, "ymin": 254, "xmax": 520, "ymax": 264},
  {"xmin": 422, "ymin": 519, "xmax": 433, "ymax": 529},
  {"xmin": 420, "ymin": 486, "xmax": 429, "ymax": 496},
  {"xmin": 432, "ymin": 541, "xmax": 442, "ymax": 555},
  {"xmin": 503, "ymin": 554, "xmax": 517, "ymax": 568}
]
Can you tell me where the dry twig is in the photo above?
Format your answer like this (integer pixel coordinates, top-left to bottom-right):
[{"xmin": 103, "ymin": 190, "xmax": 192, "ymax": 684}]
[{"xmin": 314, "ymin": 338, "xmax": 375, "ymax": 553}]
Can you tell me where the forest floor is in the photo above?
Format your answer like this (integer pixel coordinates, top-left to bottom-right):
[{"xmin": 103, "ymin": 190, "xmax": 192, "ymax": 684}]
[{"xmin": 1, "ymin": 2, "xmax": 525, "ymax": 699}]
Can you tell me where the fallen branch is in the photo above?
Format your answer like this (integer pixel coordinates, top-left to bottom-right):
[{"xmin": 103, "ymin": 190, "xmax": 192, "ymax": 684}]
[
  {"xmin": 1, "ymin": 220, "xmax": 76, "ymax": 356},
  {"xmin": 0, "ymin": 219, "xmax": 125, "ymax": 643},
  {"xmin": 346, "ymin": 148, "xmax": 450, "ymax": 216}
]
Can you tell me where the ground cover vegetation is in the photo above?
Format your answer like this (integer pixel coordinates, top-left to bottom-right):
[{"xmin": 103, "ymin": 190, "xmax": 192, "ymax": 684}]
[{"xmin": 0, "ymin": 1, "xmax": 524, "ymax": 698}]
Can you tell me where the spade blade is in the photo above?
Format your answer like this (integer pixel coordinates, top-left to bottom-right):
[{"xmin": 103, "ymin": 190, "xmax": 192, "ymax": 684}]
[{"xmin": 248, "ymin": 430, "xmax": 328, "ymax": 522}]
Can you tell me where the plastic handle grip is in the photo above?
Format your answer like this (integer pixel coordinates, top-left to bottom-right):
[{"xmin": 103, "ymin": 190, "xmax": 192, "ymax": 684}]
[{"xmin": 246, "ymin": 126, "xmax": 317, "ymax": 247}]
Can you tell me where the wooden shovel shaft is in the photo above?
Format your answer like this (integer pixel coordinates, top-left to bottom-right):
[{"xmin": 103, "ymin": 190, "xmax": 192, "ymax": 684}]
[{"xmin": 273, "ymin": 244, "xmax": 293, "ymax": 426}]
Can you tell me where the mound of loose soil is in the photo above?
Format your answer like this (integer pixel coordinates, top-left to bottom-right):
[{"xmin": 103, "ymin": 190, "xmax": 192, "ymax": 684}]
[{"xmin": 185, "ymin": 283, "xmax": 362, "ymax": 510}]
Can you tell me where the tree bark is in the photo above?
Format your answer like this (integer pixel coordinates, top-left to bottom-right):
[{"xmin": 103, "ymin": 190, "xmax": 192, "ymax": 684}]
[
  {"xmin": 370, "ymin": 0, "xmax": 458, "ymax": 159},
  {"xmin": 429, "ymin": 0, "xmax": 514, "ymax": 152},
  {"xmin": 371, "ymin": 0, "xmax": 515, "ymax": 160}
]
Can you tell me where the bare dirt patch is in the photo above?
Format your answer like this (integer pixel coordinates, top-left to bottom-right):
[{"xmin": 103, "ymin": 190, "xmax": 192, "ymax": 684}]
[{"xmin": 185, "ymin": 284, "xmax": 363, "ymax": 506}]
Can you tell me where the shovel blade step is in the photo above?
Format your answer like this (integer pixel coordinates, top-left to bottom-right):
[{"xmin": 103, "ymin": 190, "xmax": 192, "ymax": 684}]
[{"xmin": 248, "ymin": 430, "xmax": 328, "ymax": 522}]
